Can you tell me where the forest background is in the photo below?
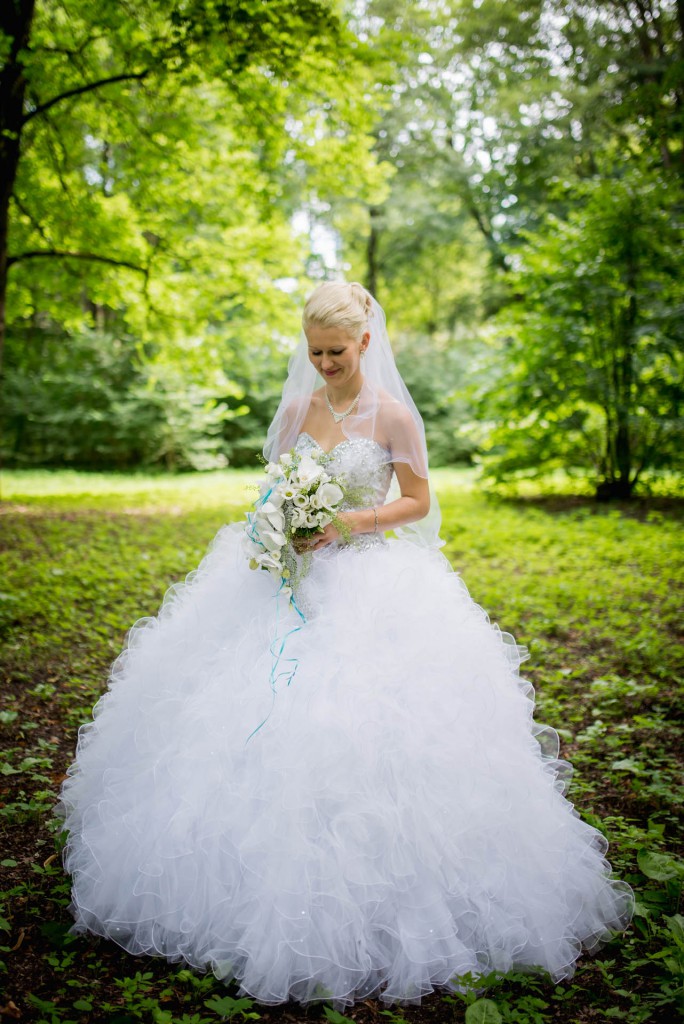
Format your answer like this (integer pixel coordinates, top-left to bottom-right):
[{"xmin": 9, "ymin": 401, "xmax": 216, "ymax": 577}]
[
  {"xmin": 1, "ymin": 3, "xmax": 684, "ymax": 1023},
  {"xmin": 2, "ymin": 0, "xmax": 683, "ymax": 497}
]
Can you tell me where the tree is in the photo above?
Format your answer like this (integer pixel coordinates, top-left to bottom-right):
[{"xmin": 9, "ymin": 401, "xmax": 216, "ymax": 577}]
[
  {"xmin": 0, "ymin": 0, "xmax": 374, "ymax": 371},
  {"xmin": 344, "ymin": 0, "xmax": 683, "ymax": 289},
  {"xmin": 475, "ymin": 168, "xmax": 684, "ymax": 496},
  {"xmin": 328, "ymin": 0, "xmax": 684, "ymax": 487}
]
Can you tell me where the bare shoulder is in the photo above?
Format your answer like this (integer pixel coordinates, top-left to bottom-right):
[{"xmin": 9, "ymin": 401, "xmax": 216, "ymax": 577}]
[
  {"xmin": 279, "ymin": 391, "xmax": 321, "ymax": 419},
  {"xmin": 302, "ymin": 389, "xmax": 325, "ymax": 419},
  {"xmin": 376, "ymin": 391, "xmax": 418, "ymax": 433}
]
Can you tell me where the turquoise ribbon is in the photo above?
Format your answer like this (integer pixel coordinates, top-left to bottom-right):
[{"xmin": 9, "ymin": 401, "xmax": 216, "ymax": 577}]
[
  {"xmin": 245, "ymin": 579, "xmax": 307, "ymax": 744},
  {"xmin": 245, "ymin": 484, "xmax": 273, "ymax": 546},
  {"xmin": 244, "ymin": 484, "xmax": 308, "ymax": 743}
]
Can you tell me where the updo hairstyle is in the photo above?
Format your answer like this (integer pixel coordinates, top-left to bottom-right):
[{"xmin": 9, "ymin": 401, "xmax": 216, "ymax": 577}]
[{"xmin": 302, "ymin": 282, "xmax": 372, "ymax": 342}]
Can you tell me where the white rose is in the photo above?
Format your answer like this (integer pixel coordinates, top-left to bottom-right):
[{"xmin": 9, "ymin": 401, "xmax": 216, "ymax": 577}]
[
  {"xmin": 292, "ymin": 492, "xmax": 308, "ymax": 508},
  {"xmin": 305, "ymin": 513, "xmax": 320, "ymax": 529},
  {"xmin": 317, "ymin": 482, "xmax": 344, "ymax": 509},
  {"xmin": 279, "ymin": 453, "xmax": 294, "ymax": 468},
  {"xmin": 290, "ymin": 508, "xmax": 307, "ymax": 528},
  {"xmin": 309, "ymin": 492, "xmax": 322, "ymax": 510}
]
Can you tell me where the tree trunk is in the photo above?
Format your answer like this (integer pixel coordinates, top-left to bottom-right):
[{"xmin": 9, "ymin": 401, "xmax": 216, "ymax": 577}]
[
  {"xmin": 365, "ymin": 205, "xmax": 380, "ymax": 300},
  {"xmin": 595, "ymin": 223, "xmax": 639, "ymax": 501},
  {"xmin": 0, "ymin": 0, "xmax": 36, "ymax": 382}
]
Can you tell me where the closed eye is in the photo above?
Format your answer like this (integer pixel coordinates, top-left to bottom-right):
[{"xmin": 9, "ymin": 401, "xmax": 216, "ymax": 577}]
[{"xmin": 311, "ymin": 350, "xmax": 344, "ymax": 356}]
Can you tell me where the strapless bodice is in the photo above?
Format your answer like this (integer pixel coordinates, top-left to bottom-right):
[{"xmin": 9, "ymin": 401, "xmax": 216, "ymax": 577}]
[
  {"xmin": 294, "ymin": 432, "xmax": 394, "ymax": 510},
  {"xmin": 294, "ymin": 432, "xmax": 394, "ymax": 554}
]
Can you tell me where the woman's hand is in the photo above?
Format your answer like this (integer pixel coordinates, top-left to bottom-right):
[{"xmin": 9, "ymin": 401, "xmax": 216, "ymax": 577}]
[{"xmin": 293, "ymin": 512, "xmax": 359, "ymax": 554}]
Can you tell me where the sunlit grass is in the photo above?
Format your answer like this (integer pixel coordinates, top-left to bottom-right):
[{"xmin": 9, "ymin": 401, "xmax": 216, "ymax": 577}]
[
  {"xmin": 0, "ymin": 467, "xmax": 261, "ymax": 512},
  {"xmin": 3, "ymin": 464, "xmax": 680, "ymax": 509}
]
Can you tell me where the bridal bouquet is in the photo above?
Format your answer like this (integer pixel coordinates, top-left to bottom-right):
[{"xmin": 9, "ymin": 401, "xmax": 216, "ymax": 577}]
[{"xmin": 243, "ymin": 449, "xmax": 351, "ymax": 602}]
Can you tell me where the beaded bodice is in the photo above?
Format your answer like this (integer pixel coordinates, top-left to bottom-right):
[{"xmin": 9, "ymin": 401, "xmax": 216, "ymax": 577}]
[
  {"xmin": 294, "ymin": 432, "xmax": 393, "ymax": 552},
  {"xmin": 295, "ymin": 432, "xmax": 393, "ymax": 510}
]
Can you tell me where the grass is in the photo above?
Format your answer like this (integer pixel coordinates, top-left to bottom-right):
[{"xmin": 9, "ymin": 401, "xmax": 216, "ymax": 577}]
[{"xmin": 0, "ymin": 467, "xmax": 682, "ymax": 1024}]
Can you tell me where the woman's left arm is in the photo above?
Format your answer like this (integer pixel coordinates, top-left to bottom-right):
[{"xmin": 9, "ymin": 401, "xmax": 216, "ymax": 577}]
[{"xmin": 347, "ymin": 461, "xmax": 430, "ymax": 535}]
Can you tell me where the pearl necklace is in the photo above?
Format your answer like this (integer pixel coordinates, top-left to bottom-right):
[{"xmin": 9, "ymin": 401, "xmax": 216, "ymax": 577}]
[{"xmin": 325, "ymin": 388, "xmax": 362, "ymax": 423}]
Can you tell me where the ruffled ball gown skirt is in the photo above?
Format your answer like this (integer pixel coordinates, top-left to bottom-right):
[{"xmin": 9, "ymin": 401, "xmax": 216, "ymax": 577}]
[{"xmin": 57, "ymin": 435, "xmax": 633, "ymax": 1006}]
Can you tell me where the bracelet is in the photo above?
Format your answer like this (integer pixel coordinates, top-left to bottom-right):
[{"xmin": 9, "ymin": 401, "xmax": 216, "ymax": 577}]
[{"xmin": 373, "ymin": 507, "xmax": 378, "ymax": 533}]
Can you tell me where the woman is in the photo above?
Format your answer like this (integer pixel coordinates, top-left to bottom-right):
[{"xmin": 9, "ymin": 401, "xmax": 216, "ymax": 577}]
[{"xmin": 57, "ymin": 282, "xmax": 633, "ymax": 1007}]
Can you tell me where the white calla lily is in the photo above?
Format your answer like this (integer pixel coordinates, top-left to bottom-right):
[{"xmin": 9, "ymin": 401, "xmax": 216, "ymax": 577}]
[
  {"xmin": 261, "ymin": 492, "xmax": 285, "ymax": 510},
  {"xmin": 242, "ymin": 535, "xmax": 264, "ymax": 559},
  {"xmin": 296, "ymin": 454, "xmax": 323, "ymax": 486},
  {"xmin": 260, "ymin": 528, "xmax": 286, "ymax": 553},
  {"xmin": 265, "ymin": 509, "xmax": 285, "ymax": 532},
  {"xmin": 317, "ymin": 482, "xmax": 344, "ymax": 509},
  {"xmin": 256, "ymin": 551, "xmax": 282, "ymax": 572}
]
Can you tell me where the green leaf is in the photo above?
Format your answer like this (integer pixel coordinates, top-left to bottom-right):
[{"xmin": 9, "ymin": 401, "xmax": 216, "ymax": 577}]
[
  {"xmin": 465, "ymin": 999, "xmax": 503, "ymax": 1024},
  {"xmin": 204, "ymin": 995, "xmax": 256, "ymax": 1018},
  {"xmin": 665, "ymin": 914, "xmax": 684, "ymax": 951},
  {"xmin": 611, "ymin": 758, "xmax": 642, "ymax": 772},
  {"xmin": 323, "ymin": 1008, "xmax": 354, "ymax": 1024},
  {"xmin": 637, "ymin": 848, "xmax": 684, "ymax": 881}
]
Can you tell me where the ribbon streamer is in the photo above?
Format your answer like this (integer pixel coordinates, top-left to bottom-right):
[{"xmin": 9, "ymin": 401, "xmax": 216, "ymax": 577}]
[
  {"xmin": 245, "ymin": 579, "xmax": 307, "ymax": 744},
  {"xmin": 244, "ymin": 482, "xmax": 308, "ymax": 743}
]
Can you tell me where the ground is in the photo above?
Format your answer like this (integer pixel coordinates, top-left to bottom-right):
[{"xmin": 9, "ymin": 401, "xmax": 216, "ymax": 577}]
[{"xmin": 1, "ymin": 468, "xmax": 682, "ymax": 1024}]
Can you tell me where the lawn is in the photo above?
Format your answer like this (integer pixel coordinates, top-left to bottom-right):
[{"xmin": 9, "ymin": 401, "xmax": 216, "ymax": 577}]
[{"xmin": 1, "ymin": 468, "xmax": 682, "ymax": 1024}]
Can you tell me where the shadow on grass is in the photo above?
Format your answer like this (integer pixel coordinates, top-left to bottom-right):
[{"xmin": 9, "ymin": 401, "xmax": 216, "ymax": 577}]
[{"xmin": 484, "ymin": 491, "xmax": 684, "ymax": 521}]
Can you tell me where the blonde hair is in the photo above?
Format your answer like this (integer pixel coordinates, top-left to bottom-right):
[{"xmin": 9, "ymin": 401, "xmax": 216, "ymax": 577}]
[{"xmin": 302, "ymin": 281, "xmax": 372, "ymax": 341}]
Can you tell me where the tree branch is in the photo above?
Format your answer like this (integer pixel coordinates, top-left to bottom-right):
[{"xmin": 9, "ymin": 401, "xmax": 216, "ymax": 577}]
[
  {"xmin": 10, "ymin": 193, "xmax": 51, "ymax": 247},
  {"xmin": 7, "ymin": 250, "xmax": 147, "ymax": 275},
  {"xmin": 22, "ymin": 70, "xmax": 151, "ymax": 125},
  {"xmin": 30, "ymin": 31, "xmax": 106, "ymax": 60}
]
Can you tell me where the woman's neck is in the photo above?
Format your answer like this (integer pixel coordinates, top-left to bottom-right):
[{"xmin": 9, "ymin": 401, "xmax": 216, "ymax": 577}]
[{"xmin": 325, "ymin": 373, "xmax": 364, "ymax": 407}]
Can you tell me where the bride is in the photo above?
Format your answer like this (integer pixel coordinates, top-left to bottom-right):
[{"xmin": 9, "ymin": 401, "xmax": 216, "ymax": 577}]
[{"xmin": 56, "ymin": 281, "xmax": 633, "ymax": 1007}]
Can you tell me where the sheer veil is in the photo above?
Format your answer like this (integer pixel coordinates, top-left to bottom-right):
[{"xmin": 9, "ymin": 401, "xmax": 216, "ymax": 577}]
[{"xmin": 264, "ymin": 289, "xmax": 444, "ymax": 549}]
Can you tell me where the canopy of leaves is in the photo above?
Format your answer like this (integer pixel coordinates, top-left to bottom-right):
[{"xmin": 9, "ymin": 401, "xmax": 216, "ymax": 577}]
[{"xmin": 2, "ymin": 0, "xmax": 683, "ymax": 491}]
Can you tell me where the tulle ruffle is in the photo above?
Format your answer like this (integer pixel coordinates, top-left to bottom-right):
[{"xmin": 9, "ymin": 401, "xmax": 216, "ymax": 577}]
[{"xmin": 56, "ymin": 526, "xmax": 633, "ymax": 1006}]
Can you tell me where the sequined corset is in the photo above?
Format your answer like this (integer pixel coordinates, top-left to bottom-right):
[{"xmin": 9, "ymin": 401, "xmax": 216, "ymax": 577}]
[{"xmin": 294, "ymin": 432, "xmax": 393, "ymax": 552}]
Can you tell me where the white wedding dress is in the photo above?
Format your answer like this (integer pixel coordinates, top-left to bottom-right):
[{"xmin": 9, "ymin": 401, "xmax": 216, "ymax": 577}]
[{"xmin": 57, "ymin": 433, "xmax": 633, "ymax": 1006}]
